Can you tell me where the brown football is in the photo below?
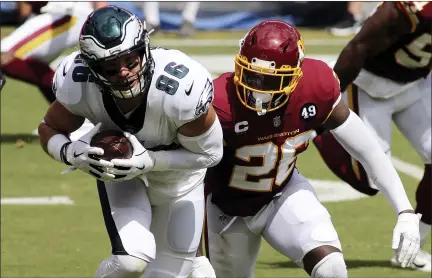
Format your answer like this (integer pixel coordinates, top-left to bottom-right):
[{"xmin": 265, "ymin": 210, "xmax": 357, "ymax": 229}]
[{"xmin": 90, "ymin": 130, "xmax": 133, "ymax": 161}]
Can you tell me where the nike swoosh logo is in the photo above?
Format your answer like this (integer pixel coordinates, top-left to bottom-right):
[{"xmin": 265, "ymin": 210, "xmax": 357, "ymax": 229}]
[
  {"xmin": 73, "ymin": 151, "xmax": 84, "ymax": 158},
  {"xmin": 185, "ymin": 81, "xmax": 194, "ymax": 96},
  {"xmin": 62, "ymin": 63, "xmax": 68, "ymax": 77},
  {"xmin": 135, "ymin": 150, "xmax": 147, "ymax": 156},
  {"xmin": 412, "ymin": 262, "xmax": 426, "ymax": 268}
]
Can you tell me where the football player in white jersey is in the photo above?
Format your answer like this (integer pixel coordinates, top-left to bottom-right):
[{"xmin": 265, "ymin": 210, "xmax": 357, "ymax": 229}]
[
  {"xmin": 1, "ymin": 1, "xmax": 94, "ymax": 103},
  {"xmin": 37, "ymin": 6, "xmax": 222, "ymax": 278}
]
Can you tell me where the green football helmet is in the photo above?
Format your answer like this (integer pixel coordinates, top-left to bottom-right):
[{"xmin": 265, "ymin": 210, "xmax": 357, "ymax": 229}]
[{"xmin": 79, "ymin": 5, "xmax": 154, "ymax": 98}]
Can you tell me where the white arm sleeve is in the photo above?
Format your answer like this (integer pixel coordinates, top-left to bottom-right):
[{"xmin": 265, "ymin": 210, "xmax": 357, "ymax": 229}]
[
  {"xmin": 151, "ymin": 116, "xmax": 223, "ymax": 171},
  {"xmin": 330, "ymin": 110, "xmax": 413, "ymax": 214}
]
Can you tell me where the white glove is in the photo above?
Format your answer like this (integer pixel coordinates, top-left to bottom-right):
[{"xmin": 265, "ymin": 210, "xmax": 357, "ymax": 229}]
[
  {"xmin": 392, "ymin": 212, "xmax": 422, "ymax": 268},
  {"xmin": 109, "ymin": 132, "xmax": 155, "ymax": 181},
  {"xmin": 64, "ymin": 123, "xmax": 115, "ymax": 181},
  {"xmin": 190, "ymin": 256, "xmax": 216, "ymax": 278}
]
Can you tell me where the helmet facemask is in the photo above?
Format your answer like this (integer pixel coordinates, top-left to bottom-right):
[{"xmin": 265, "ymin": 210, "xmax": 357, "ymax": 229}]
[
  {"xmin": 78, "ymin": 6, "xmax": 154, "ymax": 99},
  {"xmin": 85, "ymin": 39, "xmax": 154, "ymax": 99},
  {"xmin": 234, "ymin": 35, "xmax": 305, "ymax": 115}
]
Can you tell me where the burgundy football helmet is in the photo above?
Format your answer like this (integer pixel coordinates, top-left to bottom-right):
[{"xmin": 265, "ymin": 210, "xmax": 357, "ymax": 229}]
[{"xmin": 233, "ymin": 20, "xmax": 305, "ymax": 114}]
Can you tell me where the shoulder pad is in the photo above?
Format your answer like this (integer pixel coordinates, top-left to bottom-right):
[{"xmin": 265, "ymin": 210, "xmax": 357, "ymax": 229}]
[
  {"xmin": 212, "ymin": 72, "xmax": 234, "ymax": 123},
  {"xmin": 155, "ymin": 52, "xmax": 215, "ymax": 127},
  {"xmin": 398, "ymin": 2, "xmax": 432, "ymax": 30},
  {"xmin": 297, "ymin": 59, "xmax": 341, "ymax": 124},
  {"xmin": 53, "ymin": 51, "xmax": 94, "ymax": 115}
]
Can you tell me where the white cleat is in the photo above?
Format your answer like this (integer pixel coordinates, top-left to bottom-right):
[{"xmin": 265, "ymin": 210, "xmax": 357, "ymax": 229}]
[{"xmin": 391, "ymin": 249, "xmax": 431, "ymax": 272}]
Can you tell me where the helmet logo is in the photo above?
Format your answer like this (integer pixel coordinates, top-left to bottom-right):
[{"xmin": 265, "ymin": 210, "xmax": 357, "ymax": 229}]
[{"xmin": 251, "ymin": 58, "xmax": 276, "ymax": 72}]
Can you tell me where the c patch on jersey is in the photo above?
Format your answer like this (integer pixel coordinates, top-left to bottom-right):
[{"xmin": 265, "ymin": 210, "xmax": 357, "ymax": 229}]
[
  {"xmin": 195, "ymin": 78, "xmax": 214, "ymax": 116},
  {"xmin": 300, "ymin": 103, "xmax": 317, "ymax": 122}
]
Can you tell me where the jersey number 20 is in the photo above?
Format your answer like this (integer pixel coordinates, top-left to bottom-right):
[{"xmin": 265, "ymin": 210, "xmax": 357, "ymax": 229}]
[{"xmin": 229, "ymin": 131, "xmax": 313, "ymax": 192}]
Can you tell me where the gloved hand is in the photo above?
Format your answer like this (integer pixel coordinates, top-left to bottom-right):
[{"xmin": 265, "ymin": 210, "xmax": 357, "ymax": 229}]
[
  {"xmin": 63, "ymin": 123, "xmax": 115, "ymax": 181},
  {"xmin": 392, "ymin": 212, "xmax": 422, "ymax": 268},
  {"xmin": 109, "ymin": 132, "xmax": 155, "ymax": 181}
]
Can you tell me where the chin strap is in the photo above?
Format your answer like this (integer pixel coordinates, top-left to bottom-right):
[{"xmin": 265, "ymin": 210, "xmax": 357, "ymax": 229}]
[{"xmin": 256, "ymin": 98, "xmax": 267, "ymax": 116}]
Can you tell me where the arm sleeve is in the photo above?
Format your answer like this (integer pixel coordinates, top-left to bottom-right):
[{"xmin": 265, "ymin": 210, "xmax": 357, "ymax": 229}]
[
  {"xmin": 151, "ymin": 116, "xmax": 224, "ymax": 171},
  {"xmin": 330, "ymin": 110, "xmax": 413, "ymax": 214}
]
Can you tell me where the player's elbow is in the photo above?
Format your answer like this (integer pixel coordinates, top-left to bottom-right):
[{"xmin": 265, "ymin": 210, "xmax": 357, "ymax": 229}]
[
  {"xmin": 207, "ymin": 141, "xmax": 223, "ymax": 168},
  {"xmin": 203, "ymin": 121, "xmax": 224, "ymax": 168},
  {"xmin": 178, "ymin": 116, "xmax": 224, "ymax": 168},
  {"xmin": 38, "ymin": 121, "xmax": 50, "ymax": 143},
  {"xmin": 38, "ymin": 121, "xmax": 53, "ymax": 153}
]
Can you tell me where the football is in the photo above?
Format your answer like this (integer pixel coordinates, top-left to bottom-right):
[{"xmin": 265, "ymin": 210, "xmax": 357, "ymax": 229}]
[{"xmin": 90, "ymin": 130, "xmax": 133, "ymax": 160}]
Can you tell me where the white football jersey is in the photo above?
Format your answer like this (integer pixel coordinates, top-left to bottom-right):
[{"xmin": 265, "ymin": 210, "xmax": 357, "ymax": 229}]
[{"xmin": 53, "ymin": 48, "xmax": 215, "ymax": 196}]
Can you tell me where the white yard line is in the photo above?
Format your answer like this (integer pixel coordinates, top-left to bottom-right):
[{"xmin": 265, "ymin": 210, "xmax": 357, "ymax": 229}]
[
  {"xmin": 1, "ymin": 196, "xmax": 74, "ymax": 205},
  {"xmin": 391, "ymin": 157, "xmax": 423, "ymax": 180},
  {"xmin": 310, "ymin": 179, "xmax": 369, "ymax": 202},
  {"xmin": 1, "ymin": 158, "xmax": 421, "ymax": 206}
]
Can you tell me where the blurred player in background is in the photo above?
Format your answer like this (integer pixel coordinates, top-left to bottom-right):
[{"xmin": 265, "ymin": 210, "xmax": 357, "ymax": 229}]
[
  {"xmin": 143, "ymin": 1, "xmax": 200, "ymax": 37},
  {"xmin": 204, "ymin": 19, "xmax": 421, "ymax": 278},
  {"xmin": 38, "ymin": 6, "xmax": 221, "ymax": 277},
  {"xmin": 1, "ymin": 1, "xmax": 94, "ymax": 103},
  {"xmin": 0, "ymin": 70, "xmax": 5, "ymax": 92},
  {"xmin": 329, "ymin": 1, "xmax": 364, "ymax": 36},
  {"xmin": 313, "ymin": 1, "xmax": 431, "ymax": 272}
]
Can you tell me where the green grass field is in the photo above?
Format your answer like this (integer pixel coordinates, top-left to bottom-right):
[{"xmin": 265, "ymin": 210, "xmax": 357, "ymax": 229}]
[{"xmin": 1, "ymin": 26, "xmax": 430, "ymax": 278}]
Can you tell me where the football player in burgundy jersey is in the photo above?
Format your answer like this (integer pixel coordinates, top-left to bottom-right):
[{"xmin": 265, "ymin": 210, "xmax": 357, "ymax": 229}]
[
  {"xmin": 313, "ymin": 2, "xmax": 431, "ymax": 271},
  {"xmin": 202, "ymin": 20, "xmax": 422, "ymax": 278},
  {"xmin": 1, "ymin": 1, "xmax": 93, "ymax": 103}
]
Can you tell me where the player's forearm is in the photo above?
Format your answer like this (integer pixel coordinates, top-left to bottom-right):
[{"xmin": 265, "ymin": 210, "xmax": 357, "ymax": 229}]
[
  {"xmin": 334, "ymin": 3, "xmax": 411, "ymax": 92},
  {"xmin": 151, "ymin": 117, "xmax": 223, "ymax": 171},
  {"xmin": 333, "ymin": 43, "xmax": 367, "ymax": 92},
  {"xmin": 330, "ymin": 110, "xmax": 413, "ymax": 214}
]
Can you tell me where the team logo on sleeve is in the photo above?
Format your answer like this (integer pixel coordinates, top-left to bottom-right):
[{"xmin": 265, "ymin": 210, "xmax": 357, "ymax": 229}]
[
  {"xmin": 195, "ymin": 78, "xmax": 214, "ymax": 116},
  {"xmin": 300, "ymin": 103, "xmax": 317, "ymax": 122}
]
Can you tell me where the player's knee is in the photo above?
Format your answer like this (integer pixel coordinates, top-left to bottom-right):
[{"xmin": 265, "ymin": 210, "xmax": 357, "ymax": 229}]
[
  {"xmin": 311, "ymin": 252, "xmax": 347, "ymax": 278},
  {"xmin": 95, "ymin": 255, "xmax": 148, "ymax": 278},
  {"xmin": 116, "ymin": 255, "xmax": 148, "ymax": 275}
]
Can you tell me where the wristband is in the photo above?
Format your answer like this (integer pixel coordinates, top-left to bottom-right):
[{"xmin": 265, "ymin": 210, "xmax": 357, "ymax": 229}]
[{"xmin": 47, "ymin": 134, "xmax": 71, "ymax": 164}]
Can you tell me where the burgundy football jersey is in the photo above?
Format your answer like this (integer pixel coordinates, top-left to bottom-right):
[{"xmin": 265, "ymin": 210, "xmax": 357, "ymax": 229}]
[
  {"xmin": 206, "ymin": 58, "xmax": 341, "ymax": 217},
  {"xmin": 364, "ymin": 2, "xmax": 432, "ymax": 83}
]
